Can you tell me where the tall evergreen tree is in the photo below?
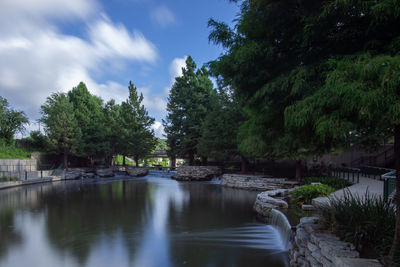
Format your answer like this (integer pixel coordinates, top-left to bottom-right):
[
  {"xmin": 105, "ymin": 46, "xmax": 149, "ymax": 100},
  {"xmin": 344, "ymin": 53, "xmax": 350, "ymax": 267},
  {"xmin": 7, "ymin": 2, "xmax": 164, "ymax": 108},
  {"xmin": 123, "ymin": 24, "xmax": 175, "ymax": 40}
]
[
  {"xmin": 40, "ymin": 93, "xmax": 81, "ymax": 170},
  {"xmin": 163, "ymin": 56, "xmax": 214, "ymax": 165},
  {"xmin": 103, "ymin": 99, "xmax": 121, "ymax": 167},
  {"xmin": 120, "ymin": 81, "xmax": 155, "ymax": 166}
]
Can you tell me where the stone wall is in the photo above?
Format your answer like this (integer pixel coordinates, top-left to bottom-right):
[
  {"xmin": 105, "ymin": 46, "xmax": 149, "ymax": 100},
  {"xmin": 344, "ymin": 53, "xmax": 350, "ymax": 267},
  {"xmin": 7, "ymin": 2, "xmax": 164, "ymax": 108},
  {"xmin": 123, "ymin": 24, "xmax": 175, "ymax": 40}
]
[
  {"xmin": 0, "ymin": 159, "xmax": 38, "ymax": 179},
  {"xmin": 174, "ymin": 166, "xmax": 222, "ymax": 181},
  {"xmin": 290, "ymin": 217, "xmax": 382, "ymax": 267},
  {"xmin": 222, "ymin": 174, "xmax": 298, "ymax": 191}
]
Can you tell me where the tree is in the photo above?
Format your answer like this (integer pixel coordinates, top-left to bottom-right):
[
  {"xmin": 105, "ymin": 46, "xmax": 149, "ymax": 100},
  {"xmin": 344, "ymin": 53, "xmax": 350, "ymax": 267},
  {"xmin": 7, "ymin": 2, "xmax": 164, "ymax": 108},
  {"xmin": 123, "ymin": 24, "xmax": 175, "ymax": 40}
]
[
  {"xmin": 0, "ymin": 96, "xmax": 28, "ymax": 145},
  {"xmin": 103, "ymin": 100, "xmax": 121, "ymax": 167},
  {"xmin": 119, "ymin": 81, "xmax": 155, "ymax": 167},
  {"xmin": 40, "ymin": 93, "xmax": 81, "ymax": 170},
  {"xmin": 68, "ymin": 82, "xmax": 108, "ymax": 164},
  {"xmin": 197, "ymin": 87, "xmax": 246, "ymax": 167},
  {"xmin": 163, "ymin": 56, "xmax": 214, "ymax": 165},
  {"xmin": 209, "ymin": 0, "xmax": 400, "ymax": 263}
]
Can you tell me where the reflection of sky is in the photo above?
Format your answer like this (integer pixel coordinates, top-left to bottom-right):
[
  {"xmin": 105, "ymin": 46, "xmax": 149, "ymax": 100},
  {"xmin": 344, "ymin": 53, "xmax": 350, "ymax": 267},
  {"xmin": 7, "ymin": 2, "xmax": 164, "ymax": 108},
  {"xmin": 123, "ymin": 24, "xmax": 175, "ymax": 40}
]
[{"xmin": 133, "ymin": 179, "xmax": 188, "ymax": 267}]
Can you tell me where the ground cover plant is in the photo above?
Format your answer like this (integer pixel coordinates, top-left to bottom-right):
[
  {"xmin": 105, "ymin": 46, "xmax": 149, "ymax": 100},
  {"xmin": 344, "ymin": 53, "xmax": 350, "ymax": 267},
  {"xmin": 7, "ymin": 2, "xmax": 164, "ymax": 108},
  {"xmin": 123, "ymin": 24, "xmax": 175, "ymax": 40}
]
[
  {"xmin": 291, "ymin": 184, "xmax": 335, "ymax": 205},
  {"xmin": 0, "ymin": 145, "xmax": 31, "ymax": 159},
  {"xmin": 0, "ymin": 177, "xmax": 19, "ymax": 182},
  {"xmin": 304, "ymin": 177, "xmax": 349, "ymax": 190},
  {"xmin": 320, "ymin": 191, "xmax": 396, "ymax": 262}
]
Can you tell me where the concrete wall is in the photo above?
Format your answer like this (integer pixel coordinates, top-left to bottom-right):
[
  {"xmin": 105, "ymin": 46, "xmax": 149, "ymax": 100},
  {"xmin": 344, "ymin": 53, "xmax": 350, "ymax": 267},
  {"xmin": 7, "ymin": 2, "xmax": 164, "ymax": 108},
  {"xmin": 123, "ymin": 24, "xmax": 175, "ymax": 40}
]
[{"xmin": 0, "ymin": 159, "xmax": 38, "ymax": 179}]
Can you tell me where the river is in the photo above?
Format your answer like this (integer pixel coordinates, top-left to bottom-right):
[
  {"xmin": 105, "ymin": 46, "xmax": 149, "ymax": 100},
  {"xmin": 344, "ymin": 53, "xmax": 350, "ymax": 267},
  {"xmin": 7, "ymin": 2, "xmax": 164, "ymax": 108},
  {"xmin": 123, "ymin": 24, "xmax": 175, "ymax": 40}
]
[{"xmin": 0, "ymin": 171, "xmax": 289, "ymax": 267}]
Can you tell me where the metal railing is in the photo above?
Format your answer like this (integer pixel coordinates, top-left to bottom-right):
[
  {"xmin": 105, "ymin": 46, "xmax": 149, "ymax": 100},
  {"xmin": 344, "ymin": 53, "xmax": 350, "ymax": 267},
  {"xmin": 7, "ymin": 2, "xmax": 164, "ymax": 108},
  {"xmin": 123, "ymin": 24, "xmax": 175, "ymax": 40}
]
[
  {"xmin": 330, "ymin": 167, "xmax": 361, "ymax": 184},
  {"xmin": 382, "ymin": 170, "xmax": 396, "ymax": 201}
]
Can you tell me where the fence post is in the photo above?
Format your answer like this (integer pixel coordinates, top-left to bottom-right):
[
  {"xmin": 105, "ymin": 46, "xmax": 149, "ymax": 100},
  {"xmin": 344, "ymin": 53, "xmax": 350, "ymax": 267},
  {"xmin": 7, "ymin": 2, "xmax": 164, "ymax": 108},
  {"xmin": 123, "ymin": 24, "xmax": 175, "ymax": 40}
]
[
  {"xmin": 25, "ymin": 171, "xmax": 27, "ymax": 180},
  {"xmin": 41, "ymin": 170, "xmax": 43, "ymax": 179}
]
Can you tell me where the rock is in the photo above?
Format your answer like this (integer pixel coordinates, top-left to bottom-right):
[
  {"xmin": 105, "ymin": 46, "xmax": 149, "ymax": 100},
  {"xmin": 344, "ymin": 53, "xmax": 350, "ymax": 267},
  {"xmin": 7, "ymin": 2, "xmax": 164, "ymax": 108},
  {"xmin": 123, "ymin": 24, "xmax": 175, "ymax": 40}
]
[
  {"xmin": 332, "ymin": 257, "xmax": 382, "ymax": 267},
  {"xmin": 174, "ymin": 166, "xmax": 221, "ymax": 181},
  {"xmin": 64, "ymin": 170, "xmax": 83, "ymax": 180},
  {"xmin": 302, "ymin": 204, "xmax": 317, "ymax": 211},
  {"xmin": 84, "ymin": 172, "xmax": 95, "ymax": 178},
  {"xmin": 126, "ymin": 167, "xmax": 148, "ymax": 177},
  {"xmin": 221, "ymin": 174, "xmax": 298, "ymax": 190},
  {"xmin": 96, "ymin": 168, "xmax": 114, "ymax": 177}
]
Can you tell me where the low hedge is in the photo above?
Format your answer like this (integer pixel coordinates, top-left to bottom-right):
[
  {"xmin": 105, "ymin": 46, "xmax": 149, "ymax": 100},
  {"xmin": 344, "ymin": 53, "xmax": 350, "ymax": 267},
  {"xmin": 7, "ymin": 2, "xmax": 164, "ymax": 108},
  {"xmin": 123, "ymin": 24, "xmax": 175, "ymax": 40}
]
[
  {"xmin": 291, "ymin": 184, "xmax": 335, "ymax": 205},
  {"xmin": 304, "ymin": 177, "xmax": 349, "ymax": 190}
]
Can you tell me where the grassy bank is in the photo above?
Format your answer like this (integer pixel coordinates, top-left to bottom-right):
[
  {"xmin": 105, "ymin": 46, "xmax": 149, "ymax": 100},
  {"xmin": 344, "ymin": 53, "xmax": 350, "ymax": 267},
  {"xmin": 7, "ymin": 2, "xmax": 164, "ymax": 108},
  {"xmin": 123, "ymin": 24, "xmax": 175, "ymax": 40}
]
[{"xmin": 0, "ymin": 146, "xmax": 34, "ymax": 159}]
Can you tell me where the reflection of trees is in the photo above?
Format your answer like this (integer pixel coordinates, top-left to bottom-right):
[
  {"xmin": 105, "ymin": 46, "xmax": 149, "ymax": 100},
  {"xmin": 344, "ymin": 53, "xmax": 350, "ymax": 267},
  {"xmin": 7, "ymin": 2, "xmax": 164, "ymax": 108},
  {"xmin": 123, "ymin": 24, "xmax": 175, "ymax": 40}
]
[
  {"xmin": 43, "ymin": 181, "xmax": 149, "ymax": 265},
  {"xmin": 0, "ymin": 208, "xmax": 22, "ymax": 258}
]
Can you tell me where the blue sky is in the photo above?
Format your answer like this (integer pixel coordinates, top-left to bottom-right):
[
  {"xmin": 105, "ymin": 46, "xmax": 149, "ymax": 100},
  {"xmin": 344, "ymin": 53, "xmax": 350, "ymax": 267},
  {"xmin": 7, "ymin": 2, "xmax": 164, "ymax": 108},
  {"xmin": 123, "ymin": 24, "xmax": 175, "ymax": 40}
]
[{"xmin": 0, "ymin": 0, "xmax": 239, "ymax": 137}]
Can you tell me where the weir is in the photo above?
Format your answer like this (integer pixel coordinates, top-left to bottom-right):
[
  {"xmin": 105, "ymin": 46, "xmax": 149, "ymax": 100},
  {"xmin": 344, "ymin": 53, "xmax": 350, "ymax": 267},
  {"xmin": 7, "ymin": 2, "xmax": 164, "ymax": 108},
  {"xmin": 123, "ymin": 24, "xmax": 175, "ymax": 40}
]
[{"xmin": 267, "ymin": 209, "xmax": 293, "ymax": 251}]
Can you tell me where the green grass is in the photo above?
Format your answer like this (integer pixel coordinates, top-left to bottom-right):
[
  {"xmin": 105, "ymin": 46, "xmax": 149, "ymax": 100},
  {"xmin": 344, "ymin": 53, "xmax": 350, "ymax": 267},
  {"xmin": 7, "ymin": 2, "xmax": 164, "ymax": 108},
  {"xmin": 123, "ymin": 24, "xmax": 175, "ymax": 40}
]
[
  {"xmin": 114, "ymin": 155, "xmax": 136, "ymax": 166},
  {"xmin": 0, "ymin": 177, "xmax": 19, "ymax": 182},
  {"xmin": 0, "ymin": 145, "xmax": 34, "ymax": 159}
]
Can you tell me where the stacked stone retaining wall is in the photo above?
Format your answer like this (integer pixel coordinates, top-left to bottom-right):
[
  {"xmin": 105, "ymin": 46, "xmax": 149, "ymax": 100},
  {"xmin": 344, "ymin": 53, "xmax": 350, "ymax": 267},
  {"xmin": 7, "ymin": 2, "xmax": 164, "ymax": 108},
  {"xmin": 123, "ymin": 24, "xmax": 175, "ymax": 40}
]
[{"xmin": 0, "ymin": 159, "xmax": 39, "ymax": 179}]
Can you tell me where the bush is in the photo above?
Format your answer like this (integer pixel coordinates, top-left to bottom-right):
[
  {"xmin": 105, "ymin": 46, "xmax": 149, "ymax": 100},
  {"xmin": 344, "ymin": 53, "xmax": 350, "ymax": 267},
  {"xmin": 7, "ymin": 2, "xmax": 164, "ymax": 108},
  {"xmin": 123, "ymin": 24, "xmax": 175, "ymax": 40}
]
[
  {"xmin": 291, "ymin": 184, "xmax": 335, "ymax": 205},
  {"xmin": 304, "ymin": 177, "xmax": 349, "ymax": 190},
  {"xmin": 320, "ymin": 191, "xmax": 395, "ymax": 259},
  {"xmin": 0, "ymin": 176, "xmax": 19, "ymax": 182},
  {"xmin": 0, "ymin": 145, "xmax": 31, "ymax": 159}
]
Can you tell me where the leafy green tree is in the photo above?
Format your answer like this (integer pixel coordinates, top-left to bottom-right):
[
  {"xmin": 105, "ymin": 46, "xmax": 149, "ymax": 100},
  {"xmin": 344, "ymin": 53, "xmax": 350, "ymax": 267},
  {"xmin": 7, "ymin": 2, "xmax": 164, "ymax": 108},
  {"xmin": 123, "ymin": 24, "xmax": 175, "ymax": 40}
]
[
  {"xmin": 40, "ymin": 93, "xmax": 81, "ymax": 170},
  {"xmin": 0, "ymin": 96, "xmax": 28, "ymax": 145},
  {"xmin": 119, "ymin": 81, "xmax": 155, "ymax": 167},
  {"xmin": 163, "ymin": 56, "xmax": 214, "ymax": 165},
  {"xmin": 154, "ymin": 138, "xmax": 167, "ymax": 151},
  {"xmin": 68, "ymin": 82, "xmax": 108, "ymax": 164}
]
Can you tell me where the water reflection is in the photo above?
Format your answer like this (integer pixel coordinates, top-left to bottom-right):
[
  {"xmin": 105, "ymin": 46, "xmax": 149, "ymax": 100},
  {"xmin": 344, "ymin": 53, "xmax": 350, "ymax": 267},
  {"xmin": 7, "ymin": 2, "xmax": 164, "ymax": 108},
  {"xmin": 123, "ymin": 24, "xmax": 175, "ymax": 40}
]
[{"xmin": 0, "ymin": 176, "xmax": 289, "ymax": 267}]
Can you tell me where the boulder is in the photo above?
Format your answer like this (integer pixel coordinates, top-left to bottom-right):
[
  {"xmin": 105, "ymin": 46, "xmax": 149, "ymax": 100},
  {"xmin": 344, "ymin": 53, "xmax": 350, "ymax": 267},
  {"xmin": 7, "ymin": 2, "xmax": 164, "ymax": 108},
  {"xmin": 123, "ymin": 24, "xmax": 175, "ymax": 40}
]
[
  {"xmin": 96, "ymin": 168, "xmax": 114, "ymax": 177},
  {"xmin": 174, "ymin": 166, "xmax": 222, "ymax": 181},
  {"xmin": 126, "ymin": 167, "xmax": 148, "ymax": 177}
]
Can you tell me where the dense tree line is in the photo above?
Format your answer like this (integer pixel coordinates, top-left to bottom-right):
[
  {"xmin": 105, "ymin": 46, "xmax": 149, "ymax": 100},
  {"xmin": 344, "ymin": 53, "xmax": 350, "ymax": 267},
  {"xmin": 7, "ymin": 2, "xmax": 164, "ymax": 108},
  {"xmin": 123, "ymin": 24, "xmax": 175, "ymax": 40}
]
[
  {"xmin": 40, "ymin": 81, "xmax": 156, "ymax": 169},
  {"xmin": 204, "ymin": 0, "xmax": 400, "ymax": 264}
]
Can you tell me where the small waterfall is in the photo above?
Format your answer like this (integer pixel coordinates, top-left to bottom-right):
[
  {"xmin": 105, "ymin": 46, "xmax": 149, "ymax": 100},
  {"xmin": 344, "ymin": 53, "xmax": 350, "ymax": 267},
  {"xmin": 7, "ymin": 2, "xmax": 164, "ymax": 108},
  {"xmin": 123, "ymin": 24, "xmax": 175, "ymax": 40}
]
[
  {"xmin": 268, "ymin": 209, "xmax": 292, "ymax": 250},
  {"xmin": 147, "ymin": 170, "xmax": 176, "ymax": 178}
]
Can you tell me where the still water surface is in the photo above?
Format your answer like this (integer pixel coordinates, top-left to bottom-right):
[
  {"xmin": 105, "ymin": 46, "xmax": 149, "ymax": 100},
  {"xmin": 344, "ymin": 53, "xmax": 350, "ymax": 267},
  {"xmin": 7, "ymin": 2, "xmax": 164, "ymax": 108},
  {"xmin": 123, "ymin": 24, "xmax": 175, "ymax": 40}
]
[{"xmin": 0, "ymin": 172, "xmax": 289, "ymax": 267}]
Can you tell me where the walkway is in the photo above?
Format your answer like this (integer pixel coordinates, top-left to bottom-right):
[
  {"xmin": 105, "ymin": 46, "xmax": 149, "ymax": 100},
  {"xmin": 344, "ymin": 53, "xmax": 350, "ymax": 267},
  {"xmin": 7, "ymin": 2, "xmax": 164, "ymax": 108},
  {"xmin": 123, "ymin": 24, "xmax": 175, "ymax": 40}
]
[{"xmin": 312, "ymin": 176, "xmax": 384, "ymax": 206}]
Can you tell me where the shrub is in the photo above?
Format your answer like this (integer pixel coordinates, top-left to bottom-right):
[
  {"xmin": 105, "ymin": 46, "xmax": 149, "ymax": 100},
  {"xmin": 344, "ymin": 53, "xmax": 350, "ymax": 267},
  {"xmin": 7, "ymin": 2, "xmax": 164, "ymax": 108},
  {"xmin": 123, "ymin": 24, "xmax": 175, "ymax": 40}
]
[
  {"xmin": 304, "ymin": 177, "xmax": 349, "ymax": 190},
  {"xmin": 319, "ymin": 191, "xmax": 395, "ymax": 259},
  {"xmin": 291, "ymin": 184, "xmax": 335, "ymax": 205},
  {"xmin": 0, "ymin": 176, "xmax": 19, "ymax": 182}
]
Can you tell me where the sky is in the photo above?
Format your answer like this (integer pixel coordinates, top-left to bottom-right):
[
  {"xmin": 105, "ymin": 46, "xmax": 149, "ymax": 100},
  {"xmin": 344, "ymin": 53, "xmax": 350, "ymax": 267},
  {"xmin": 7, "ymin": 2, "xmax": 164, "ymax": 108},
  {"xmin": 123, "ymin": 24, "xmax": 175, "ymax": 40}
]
[{"xmin": 0, "ymin": 0, "xmax": 240, "ymax": 138}]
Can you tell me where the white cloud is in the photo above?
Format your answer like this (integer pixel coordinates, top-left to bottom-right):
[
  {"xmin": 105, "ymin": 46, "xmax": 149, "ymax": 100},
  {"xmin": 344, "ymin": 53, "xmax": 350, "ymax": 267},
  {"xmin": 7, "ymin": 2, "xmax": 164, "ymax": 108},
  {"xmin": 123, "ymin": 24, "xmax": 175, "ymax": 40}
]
[
  {"xmin": 0, "ymin": 1, "xmax": 158, "ymax": 121},
  {"xmin": 151, "ymin": 121, "xmax": 165, "ymax": 138},
  {"xmin": 150, "ymin": 6, "xmax": 176, "ymax": 28},
  {"xmin": 164, "ymin": 56, "xmax": 187, "ymax": 95}
]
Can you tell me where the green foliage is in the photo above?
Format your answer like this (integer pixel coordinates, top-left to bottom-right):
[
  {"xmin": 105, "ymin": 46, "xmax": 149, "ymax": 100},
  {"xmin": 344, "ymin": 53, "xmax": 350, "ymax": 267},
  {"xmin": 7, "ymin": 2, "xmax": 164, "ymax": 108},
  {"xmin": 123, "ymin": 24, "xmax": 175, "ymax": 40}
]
[
  {"xmin": 119, "ymin": 81, "xmax": 156, "ymax": 165},
  {"xmin": 0, "ymin": 145, "xmax": 31, "ymax": 159},
  {"xmin": 68, "ymin": 82, "xmax": 108, "ymax": 159},
  {"xmin": 18, "ymin": 130, "xmax": 48, "ymax": 151},
  {"xmin": 40, "ymin": 92, "xmax": 81, "ymax": 168},
  {"xmin": 320, "ymin": 191, "xmax": 396, "ymax": 259},
  {"xmin": 163, "ymin": 56, "xmax": 214, "ymax": 164},
  {"xmin": 304, "ymin": 177, "xmax": 349, "ymax": 190},
  {"xmin": 114, "ymin": 155, "xmax": 135, "ymax": 166},
  {"xmin": 154, "ymin": 138, "xmax": 167, "ymax": 151},
  {"xmin": 0, "ymin": 176, "xmax": 19, "ymax": 182},
  {"xmin": 291, "ymin": 184, "xmax": 335, "ymax": 205},
  {"xmin": 197, "ymin": 88, "xmax": 244, "ymax": 160},
  {"xmin": 0, "ymin": 96, "xmax": 29, "ymax": 145}
]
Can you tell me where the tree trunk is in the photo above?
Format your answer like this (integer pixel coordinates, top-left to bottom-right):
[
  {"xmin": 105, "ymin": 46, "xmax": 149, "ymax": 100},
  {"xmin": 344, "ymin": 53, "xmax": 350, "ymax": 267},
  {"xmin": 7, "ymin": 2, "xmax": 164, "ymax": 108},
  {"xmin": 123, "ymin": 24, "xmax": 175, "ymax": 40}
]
[
  {"xmin": 240, "ymin": 155, "xmax": 249, "ymax": 173},
  {"xmin": 123, "ymin": 155, "xmax": 126, "ymax": 166},
  {"xmin": 201, "ymin": 156, "xmax": 208, "ymax": 166},
  {"xmin": 295, "ymin": 159, "xmax": 302, "ymax": 182},
  {"xmin": 389, "ymin": 125, "xmax": 400, "ymax": 265},
  {"xmin": 63, "ymin": 147, "xmax": 68, "ymax": 171},
  {"xmin": 135, "ymin": 156, "xmax": 139, "ymax": 167},
  {"xmin": 170, "ymin": 156, "xmax": 176, "ymax": 169},
  {"xmin": 188, "ymin": 152, "xmax": 194, "ymax": 166}
]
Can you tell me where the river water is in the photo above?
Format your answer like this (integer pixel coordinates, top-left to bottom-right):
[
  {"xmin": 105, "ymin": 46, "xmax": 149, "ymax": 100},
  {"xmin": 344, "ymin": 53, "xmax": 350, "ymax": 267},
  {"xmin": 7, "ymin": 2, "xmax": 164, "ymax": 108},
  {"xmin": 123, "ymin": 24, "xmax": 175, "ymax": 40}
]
[{"xmin": 0, "ymin": 172, "xmax": 289, "ymax": 267}]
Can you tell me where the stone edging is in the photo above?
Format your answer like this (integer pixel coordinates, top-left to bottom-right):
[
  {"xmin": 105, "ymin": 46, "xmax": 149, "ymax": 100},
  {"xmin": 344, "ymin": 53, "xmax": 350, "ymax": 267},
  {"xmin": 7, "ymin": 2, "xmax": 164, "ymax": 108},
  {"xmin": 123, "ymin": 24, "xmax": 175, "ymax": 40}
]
[{"xmin": 290, "ymin": 217, "xmax": 382, "ymax": 267}]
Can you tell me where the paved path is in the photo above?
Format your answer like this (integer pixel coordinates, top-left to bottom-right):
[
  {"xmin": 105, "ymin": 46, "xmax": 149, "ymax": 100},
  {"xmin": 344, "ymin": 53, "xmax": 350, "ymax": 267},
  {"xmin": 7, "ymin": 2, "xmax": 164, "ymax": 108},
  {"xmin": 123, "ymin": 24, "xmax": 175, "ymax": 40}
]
[{"xmin": 313, "ymin": 176, "xmax": 384, "ymax": 206}]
